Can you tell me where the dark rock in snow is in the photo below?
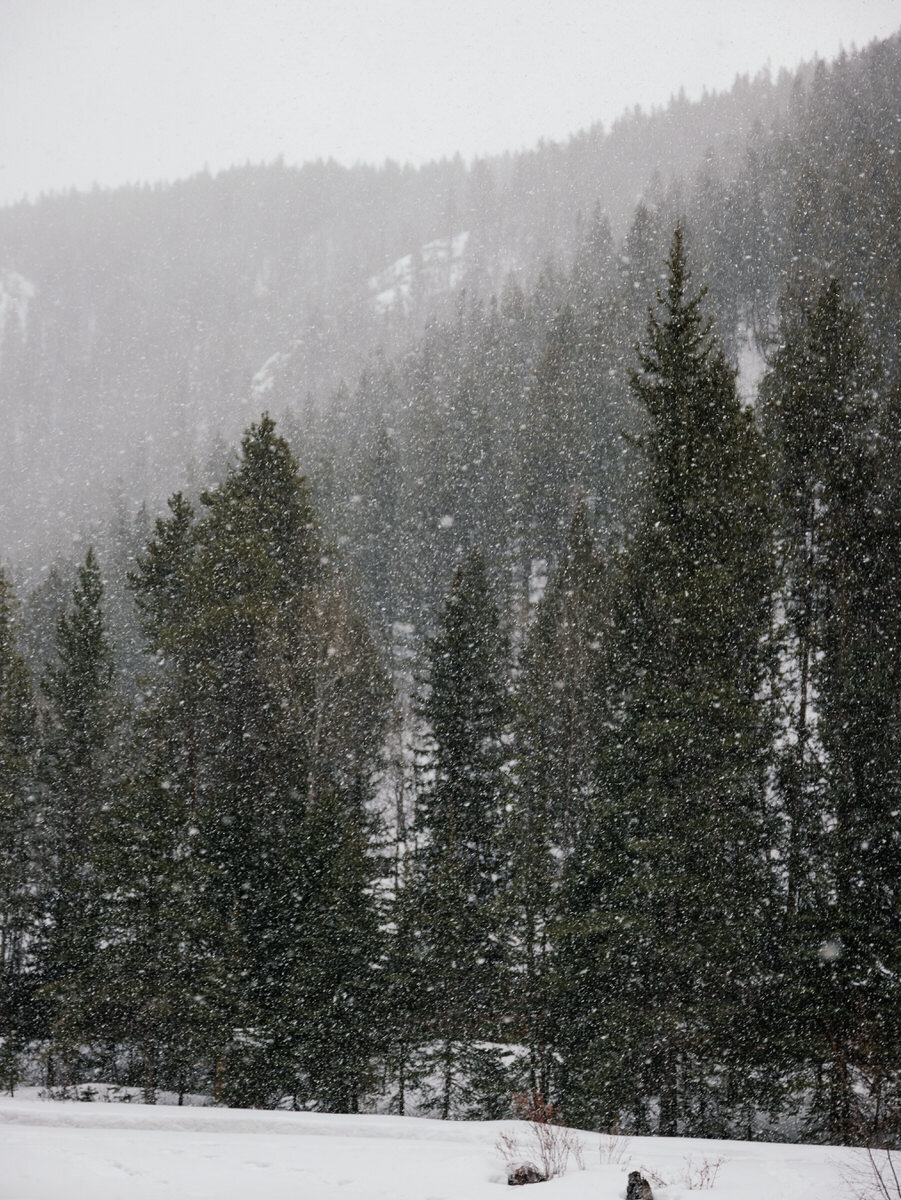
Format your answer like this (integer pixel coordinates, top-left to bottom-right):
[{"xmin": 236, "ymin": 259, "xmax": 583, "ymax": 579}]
[
  {"xmin": 626, "ymin": 1170, "xmax": 654, "ymax": 1200},
  {"xmin": 507, "ymin": 1162, "xmax": 547, "ymax": 1185}
]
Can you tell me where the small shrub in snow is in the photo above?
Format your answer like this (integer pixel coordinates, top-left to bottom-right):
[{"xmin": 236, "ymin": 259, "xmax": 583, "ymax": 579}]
[
  {"xmin": 681, "ymin": 1154, "xmax": 726, "ymax": 1190},
  {"xmin": 847, "ymin": 1145, "xmax": 901, "ymax": 1199},
  {"xmin": 641, "ymin": 1156, "xmax": 727, "ymax": 1191},
  {"xmin": 639, "ymin": 1164, "xmax": 670, "ymax": 1189},
  {"xmin": 598, "ymin": 1126, "xmax": 632, "ymax": 1165},
  {"xmin": 495, "ymin": 1090, "xmax": 585, "ymax": 1182}
]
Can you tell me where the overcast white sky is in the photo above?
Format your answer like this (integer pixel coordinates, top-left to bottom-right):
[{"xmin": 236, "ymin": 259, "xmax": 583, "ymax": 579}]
[{"xmin": 1, "ymin": 0, "xmax": 899, "ymax": 207}]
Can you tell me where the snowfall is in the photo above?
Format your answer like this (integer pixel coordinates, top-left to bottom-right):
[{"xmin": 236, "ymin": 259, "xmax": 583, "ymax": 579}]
[{"xmin": 0, "ymin": 1089, "xmax": 874, "ymax": 1200}]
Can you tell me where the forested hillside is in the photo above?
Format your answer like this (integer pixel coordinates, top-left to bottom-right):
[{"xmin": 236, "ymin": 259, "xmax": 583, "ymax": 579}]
[
  {"xmin": 2, "ymin": 32, "xmax": 901, "ymax": 1142},
  {"xmin": 0, "ymin": 50, "xmax": 807, "ymax": 569}
]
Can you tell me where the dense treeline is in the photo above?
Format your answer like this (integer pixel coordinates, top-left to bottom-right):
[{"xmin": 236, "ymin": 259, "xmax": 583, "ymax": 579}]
[
  {"xmin": 3, "ymin": 27, "xmax": 901, "ymax": 1142},
  {"xmin": 2, "ymin": 223, "xmax": 901, "ymax": 1146}
]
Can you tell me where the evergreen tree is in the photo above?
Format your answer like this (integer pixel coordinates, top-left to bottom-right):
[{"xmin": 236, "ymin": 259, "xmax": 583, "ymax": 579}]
[
  {"xmin": 100, "ymin": 685, "xmax": 208, "ymax": 1104},
  {"xmin": 130, "ymin": 416, "xmax": 388, "ymax": 1108},
  {"xmin": 851, "ymin": 381, "xmax": 901, "ymax": 1134},
  {"xmin": 511, "ymin": 504, "xmax": 610, "ymax": 1099},
  {"xmin": 560, "ymin": 229, "xmax": 776, "ymax": 1134},
  {"xmin": 0, "ymin": 570, "xmax": 37, "ymax": 1093},
  {"xmin": 38, "ymin": 548, "xmax": 118, "ymax": 1088},
  {"xmin": 761, "ymin": 278, "xmax": 901, "ymax": 1141},
  {"xmin": 761, "ymin": 279, "xmax": 880, "ymax": 920},
  {"xmin": 519, "ymin": 309, "xmax": 587, "ymax": 561},
  {"xmin": 112, "ymin": 490, "xmax": 211, "ymax": 1100},
  {"xmin": 261, "ymin": 581, "xmax": 388, "ymax": 1111},
  {"xmin": 412, "ymin": 547, "xmax": 511, "ymax": 1117}
]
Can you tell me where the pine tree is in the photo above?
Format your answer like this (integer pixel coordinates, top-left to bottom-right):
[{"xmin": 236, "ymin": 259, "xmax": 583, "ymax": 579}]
[
  {"xmin": 519, "ymin": 308, "xmax": 587, "ymax": 562},
  {"xmin": 761, "ymin": 279, "xmax": 881, "ymax": 920},
  {"xmin": 852, "ymin": 381, "xmax": 901, "ymax": 1133},
  {"xmin": 762, "ymin": 278, "xmax": 901, "ymax": 1141},
  {"xmin": 512, "ymin": 503, "xmax": 610, "ymax": 1099},
  {"xmin": 0, "ymin": 570, "xmax": 37, "ymax": 1093},
  {"xmin": 412, "ymin": 547, "xmax": 511, "ymax": 1118},
  {"xmin": 804, "ymin": 288, "xmax": 891, "ymax": 1142},
  {"xmin": 38, "ymin": 548, "xmax": 118, "ymax": 1089},
  {"xmin": 111, "ymin": 490, "xmax": 215, "ymax": 1099},
  {"xmin": 561, "ymin": 229, "xmax": 776, "ymax": 1134},
  {"xmin": 130, "ymin": 416, "xmax": 388, "ymax": 1108},
  {"xmin": 261, "ymin": 581, "xmax": 388, "ymax": 1112},
  {"xmin": 100, "ymin": 689, "xmax": 208, "ymax": 1104}
]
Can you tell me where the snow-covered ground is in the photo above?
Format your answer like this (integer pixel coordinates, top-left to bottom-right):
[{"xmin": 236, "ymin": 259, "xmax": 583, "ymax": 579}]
[{"xmin": 0, "ymin": 1093, "xmax": 866, "ymax": 1200}]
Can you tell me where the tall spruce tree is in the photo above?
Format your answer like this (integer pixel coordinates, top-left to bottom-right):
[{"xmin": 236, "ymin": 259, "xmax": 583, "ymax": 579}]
[
  {"xmin": 38, "ymin": 548, "xmax": 118, "ymax": 1088},
  {"xmin": 412, "ymin": 547, "xmax": 511, "ymax": 1117},
  {"xmin": 0, "ymin": 570, "xmax": 37, "ymax": 1093},
  {"xmin": 761, "ymin": 279, "xmax": 881, "ymax": 922},
  {"xmin": 101, "ymin": 682, "xmax": 208, "ymax": 1104},
  {"xmin": 560, "ymin": 229, "xmax": 776, "ymax": 1134},
  {"xmin": 854, "ymin": 382, "xmax": 901, "ymax": 1135},
  {"xmin": 761, "ymin": 278, "xmax": 901, "ymax": 1141},
  {"xmin": 117, "ymin": 490, "xmax": 214, "ymax": 1099},
  {"xmin": 512, "ymin": 503, "xmax": 610, "ymax": 1099},
  {"xmin": 130, "ymin": 416, "xmax": 388, "ymax": 1108}
]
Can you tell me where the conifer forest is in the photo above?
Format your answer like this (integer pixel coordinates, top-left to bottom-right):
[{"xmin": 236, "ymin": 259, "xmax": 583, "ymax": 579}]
[{"xmin": 4, "ymin": 32, "xmax": 901, "ymax": 1146}]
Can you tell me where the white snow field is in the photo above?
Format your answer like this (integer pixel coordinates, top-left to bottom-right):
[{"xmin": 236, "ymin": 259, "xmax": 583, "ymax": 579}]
[{"xmin": 0, "ymin": 1095, "xmax": 867, "ymax": 1200}]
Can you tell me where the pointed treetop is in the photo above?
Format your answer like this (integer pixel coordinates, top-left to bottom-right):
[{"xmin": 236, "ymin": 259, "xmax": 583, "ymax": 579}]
[{"xmin": 646, "ymin": 225, "xmax": 713, "ymax": 373}]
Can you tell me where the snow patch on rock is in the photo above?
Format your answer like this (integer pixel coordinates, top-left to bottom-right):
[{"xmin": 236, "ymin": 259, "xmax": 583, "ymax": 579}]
[
  {"xmin": 370, "ymin": 232, "xmax": 470, "ymax": 314},
  {"xmin": 736, "ymin": 320, "xmax": 766, "ymax": 406},
  {"xmin": 250, "ymin": 350, "xmax": 289, "ymax": 399},
  {"xmin": 0, "ymin": 268, "xmax": 36, "ymax": 345}
]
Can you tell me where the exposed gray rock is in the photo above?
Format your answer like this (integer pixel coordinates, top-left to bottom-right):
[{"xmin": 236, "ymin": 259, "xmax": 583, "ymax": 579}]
[
  {"xmin": 626, "ymin": 1169, "xmax": 654, "ymax": 1200},
  {"xmin": 507, "ymin": 1162, "xmax": 547, "ymax": 1186}
]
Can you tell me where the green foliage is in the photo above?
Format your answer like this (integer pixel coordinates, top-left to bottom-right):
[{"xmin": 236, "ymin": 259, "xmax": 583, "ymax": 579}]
[
  {"xmin": 0, "ymin": 570, "xmax": 37, "ymax": 1094},
  {"xmin": 128, "ymin": 414, "xmax": 388, "ymax": 1108},
  {"xmin": 411, "ymin": 548, "xmax": 511, "ymax": 1117},
  {"xmin": 558, "ymin": 229, "xmax": 776, "ymax": 1135},
  {"xmin": 43, "ymin": 549, "xmax": 115, "ymax": 788},
  {"xmin": 511, "ymin": 503, "xmax": 611, "ymax": 1097},
  {"xmin": 38, "ymin": 548, "xmax": 119, "ymax": 1088},
  {"xmin": 762, "ymin": 278, "xmax": 901, "ymax": 1142}
]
